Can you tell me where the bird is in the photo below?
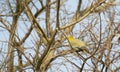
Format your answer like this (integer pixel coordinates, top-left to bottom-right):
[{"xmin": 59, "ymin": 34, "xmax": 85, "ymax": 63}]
[{"xmin": 67, "ymin": 35, "xmax": 86, "ymax": 52}]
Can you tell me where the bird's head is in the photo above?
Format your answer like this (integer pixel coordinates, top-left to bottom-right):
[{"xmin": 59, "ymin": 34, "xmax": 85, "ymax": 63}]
[{"xmin": 67, "ymin": 35, "xmax": 74, "ymax": 41}]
